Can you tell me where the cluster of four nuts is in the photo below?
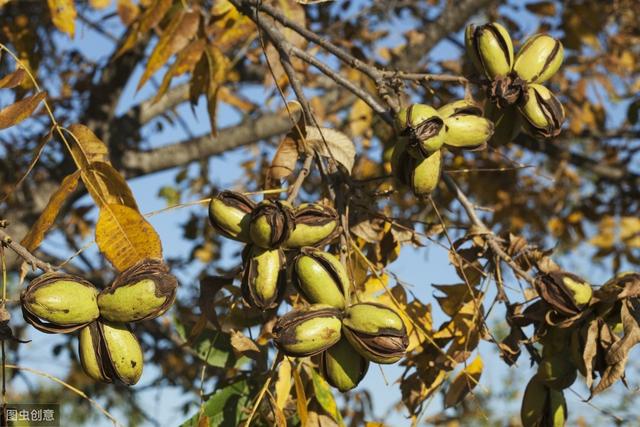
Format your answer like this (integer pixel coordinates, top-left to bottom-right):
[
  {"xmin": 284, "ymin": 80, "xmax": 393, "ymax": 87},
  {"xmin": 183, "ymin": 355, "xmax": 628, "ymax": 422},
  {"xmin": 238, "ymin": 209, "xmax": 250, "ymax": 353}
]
[{"xmin": 21, "ymin": 259, "xmax": 178, "ymax": 385}]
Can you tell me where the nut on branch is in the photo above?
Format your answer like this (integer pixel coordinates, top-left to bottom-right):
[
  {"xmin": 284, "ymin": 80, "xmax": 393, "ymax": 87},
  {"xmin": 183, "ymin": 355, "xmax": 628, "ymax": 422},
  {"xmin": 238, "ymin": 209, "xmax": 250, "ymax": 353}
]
[{"xmin": 21, "ymin": 273, "xmax": 100, "ymax": 334}]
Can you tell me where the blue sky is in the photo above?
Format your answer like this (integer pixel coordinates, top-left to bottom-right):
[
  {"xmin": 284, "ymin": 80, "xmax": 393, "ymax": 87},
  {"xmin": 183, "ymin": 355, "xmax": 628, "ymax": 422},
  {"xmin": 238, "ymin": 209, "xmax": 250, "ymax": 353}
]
[{"xmin": 4, "ymin": 1, "xmax": 638, "ymax": 426}]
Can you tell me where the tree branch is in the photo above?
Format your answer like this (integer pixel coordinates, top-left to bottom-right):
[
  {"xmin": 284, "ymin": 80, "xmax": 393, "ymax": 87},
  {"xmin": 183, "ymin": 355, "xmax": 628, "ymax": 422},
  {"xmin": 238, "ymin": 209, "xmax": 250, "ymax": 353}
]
[
  {"xmin": 0, "ymin": 227, "xmax": 54, "ymax": 273},
  {"xmin": 137, "ymin": 84, "xmax": 190, "ymax": 125},
  {"xmin": 442, "ymin": 174, "xmax": 536, "ymax": 286},
  {"xmin": 121, "ymin": 111, "xmax": 297, "ymax": 176},
  {"xmin": 515, "ymin": 133, "xmax": 640, "ymax": 188}
]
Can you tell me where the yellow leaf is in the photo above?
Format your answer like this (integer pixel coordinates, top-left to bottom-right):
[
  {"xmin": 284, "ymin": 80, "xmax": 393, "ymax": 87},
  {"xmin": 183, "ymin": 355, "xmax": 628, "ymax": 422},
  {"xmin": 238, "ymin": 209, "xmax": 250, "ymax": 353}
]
[
  {"xmin": 139, "ymin": 0, "xmax": 172, "ymax": 33},
  {"xmin": 444, "ymin": 355, "xmax": 483, "ymax": 408},
  {"xmin": 116, "ymin": 0, "xmax": 139, "ymax": 25},
  {"xmin": 310, "ymin": 369, "xmax": 343, "ymax": 425},
  {"xmin": 67, "ymin": 123, "xmax": 109, "ymax": 164},
  {"xmin": 209, "ymin": 0, "xmax": 256, "ymax": 51},
  {"xmin": 590, "ymin": 216, "xmax": 616, "ymax": 249},
  {"xmin": 292, "ymin": 364, "xmax": 308, "ymax": 426},
  {"xmin": 0, "ymin": 92, "xmax": 46, "ymax": 129},
  {"xmin": 47, "ymin": 0, "xmax": 76, "ymax": 37},
  {"xmin": 88, "ymin": 161, "xmax": 139, "ymax": 210},
  {"xmin": 95, "ymin": 203, "xmax": 163, "ymax": 271},
  {"xmin": 20, "ymin": 171, "xmax": 81, "ymax": 252},
  {"xmin": 621, "ymin": 217, "xmax": 640, "ymax": 248},
  {"xmin": 90, "ymin": 0, "xmax": 110, "ymax": 8},
  {"xmin": 138, "ymin": 10, "xmax": 200, "ymax": 90},
  {"xmin": 66, "ymin": 125, "xmax": 138, "ymax": 209},
  {"xmin": 349, "ymin": 98, "xmax": 373, "ymax": 138},
  {"xmin": 153, "ymin": 39, "xmax": 205, "ymax": 103},
  {"xmin": 275, "ymin": 358, "xmax": 292, "ymax": 410},
  {"xmin": 362, "ymin": 274, "xmax": 388, "ymax": 296}
]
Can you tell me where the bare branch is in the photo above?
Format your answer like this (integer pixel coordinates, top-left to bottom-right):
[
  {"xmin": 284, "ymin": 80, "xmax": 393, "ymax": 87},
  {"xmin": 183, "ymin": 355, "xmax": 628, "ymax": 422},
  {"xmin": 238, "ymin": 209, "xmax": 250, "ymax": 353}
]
[
  {"xmin": 0, "ymin": 227, "xmax": 54, "ymax": 273},
  {"xmin": 442, "ymin": 174, "xmax": 535, "ymax": 286},
  {"xmin": 138, "ymin": 84, "xmax": 190, "ymax": 125},
  {"xmin": 121, "ymin": 111, "xmax": 297, "ymax": 176}
]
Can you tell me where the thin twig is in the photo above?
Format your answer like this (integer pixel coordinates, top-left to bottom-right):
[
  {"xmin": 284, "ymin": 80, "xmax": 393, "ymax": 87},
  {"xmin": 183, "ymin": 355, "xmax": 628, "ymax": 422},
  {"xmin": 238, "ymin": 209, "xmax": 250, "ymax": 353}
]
[
  {"xmin": 243, "ymin": 351, "xmax": 282, "ymax": 427},
  {"xmin": 0, "ymin": 229, "xmax": 54, "ymax": 273},
  {"xmin": 4, "ymin": 364, "xmax": 122, "ymax": 426},
  {"xmin": 442, "ymin": 174, "xmax": 535, "ymax": 285},
  {"xmin": 286, "ymin": 154, "xmax": 314, "ymax": 203}
]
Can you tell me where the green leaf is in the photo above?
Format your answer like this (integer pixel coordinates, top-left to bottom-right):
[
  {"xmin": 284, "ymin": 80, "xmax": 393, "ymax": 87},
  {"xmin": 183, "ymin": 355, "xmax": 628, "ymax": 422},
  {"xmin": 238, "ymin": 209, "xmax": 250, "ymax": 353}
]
[
  {"xmin": 311, "ymin": 369, "xmax": 344, "ymax": 426},
  {"xmin": 174, "ymin": 318, "xmax": 248, "ymax": 368},
  {"xmin": 181, "ymin": 380, "xmax": 251, "ymax": 427}
]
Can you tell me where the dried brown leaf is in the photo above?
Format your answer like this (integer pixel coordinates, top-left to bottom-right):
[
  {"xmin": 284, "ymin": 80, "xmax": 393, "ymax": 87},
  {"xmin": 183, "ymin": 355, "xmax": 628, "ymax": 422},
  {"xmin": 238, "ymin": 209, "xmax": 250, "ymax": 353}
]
[
  {"xmin": 0, "ymin": 92, "xmax": 46, "ymax": 129},
  {"xmin": 269, "ymin": 136, "xmax": 299, "ymax": 181},
  {"xmin": 444, "ymin": 355, "xmax": 483, "ymax": 408},
  {"xmin": 267, "ymin": 391, "xmax": 288, "ymax": 427},
  {"xmin": 605, "ymin": 299, "xmax": 640, "ymax": 365},
  {"xmin": 230, "ymin": 330, "xmax": 261, "ymax": 359},
  {"xmin": 20, "ymin": 170, "xmax": 81, "ymax": 252},
  {"xmin": 0, "ymin": 69, "xmax": 26, "ymax": 89},
  {"xmin": 433, "ymin": 283, "xmax": 481, "ymax": 317},
  {"xmin": 117, "ymin": 0, "xmax": 140, "ymax": 25},
  {"xmin": 303, "ymin": 126, "xmax": 355, "ymax": 173}
]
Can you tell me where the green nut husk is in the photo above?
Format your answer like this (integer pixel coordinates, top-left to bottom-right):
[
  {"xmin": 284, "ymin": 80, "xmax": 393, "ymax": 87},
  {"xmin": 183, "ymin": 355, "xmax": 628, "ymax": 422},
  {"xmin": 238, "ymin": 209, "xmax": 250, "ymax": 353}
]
[
  {"xmin": 536, "ymin": 354, "xmax": 577, "ymax": 390},
  {"xmin": 443, "ymin": 114, "xmax": 494, "ymax": 149},
  {"xmin": 514, "ymin": 34, "xmax": 564, "ymax": 84},
  {"xmin": 98, "ymin": 259, "xmax": 178, "ymax": 323},
  {"xmin": 342, "ymin": 302, "xmax": 408, "ymax": 364},
  {"xmin": 392, "ymin": 139, "xmax": 442, "ymax": 198},
  {"xmin": 78, "ymin": 321, "xmax": 143, "ymax": 385},
  {"xmin": 321, "ymin": 337, "xmax": 369, "ymax": 392},
  {"xmin": 249, "ymin": 200, "xmax": 295, "ymax": 249},
  {"xmin": 396, "ymin": 104, "xmax": 446, "ymax": 156},
  {"xmin": 465, "ymin": 22, "xmax": 514, "ymax": 79},
  {"xmin": 241, "ymin": 245, "xmax": 286, "ymax": 310},
  {"xmin": 437, "ymin": 100, "xmax": 483, "ymax": 119},
  {"xmin": 208, "ymin": 190, "xmax": 256, "ymax": 242},
  {"xmin": 21, "ymin": 272, "xmax": 99, "ymax": 334},
  {"xmin": 283, "ymin": 203, "xmax": 339, "ymax": 248},
  {"xmin": 534, "ymin": 271, "xmax": 593, "ymax": 317},
  {"xmin": 519, "ymin": 84, "xmax": 565, "ymax": 139},
  {"xmin": 272, "ymin": 304, "xmax": 343, "ymax": 357},
  {"xmin": 521, "ymin": 376, "xmax": 567, "ymax": 427},
  {"xmin": 291, "ymin": 248, "xmax": 349, "ymax": 309}
]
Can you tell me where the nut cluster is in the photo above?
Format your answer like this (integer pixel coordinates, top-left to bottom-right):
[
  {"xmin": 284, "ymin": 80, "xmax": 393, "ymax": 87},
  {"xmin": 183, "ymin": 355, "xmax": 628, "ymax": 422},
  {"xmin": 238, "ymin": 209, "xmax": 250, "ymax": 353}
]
[
  {"xmin": 392, "ymin": 100, "xmax": 494, "ymax": 197},
  {"xmin": 208, "ymin": 191, "xmax": 340, "ymax": 310},
  {"xmin": 465, "ymin": 22, "xmax": 565, "ymax": 141},
  {"xmin": 208, "ymin": 191, "xmax": 408, "ymax": 391},
  {"xmin": 20, "ymin": 259, "xmax": 178, "ymax": 386}
]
